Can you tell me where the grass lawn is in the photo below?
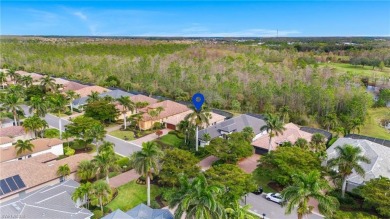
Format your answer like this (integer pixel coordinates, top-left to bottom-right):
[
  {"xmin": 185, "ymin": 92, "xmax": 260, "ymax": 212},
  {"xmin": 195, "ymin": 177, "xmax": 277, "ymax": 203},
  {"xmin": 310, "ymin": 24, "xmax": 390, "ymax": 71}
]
[
  {"xmin": 68, "ymin": 141, "xmax": 97, "ymax": 154},
  {"xmin": 360, "ymin": 107, "xmax": 390, "ymax": 140},
  {"xmin": 252, "ymin": 170, "xmax": 277, "ymax": 193},
  {"xmin": 320, "ymin": 62, "xmax": 390, "ymax": 79},
  {"xmin": 158, "ymin": 133, "xmax": 184, "ymax": 147},
  {"xmin": 106, "ymin": 181, "xmax": 162, "ymax": 212},
  {"xmin": 109, "ymin": 130, "xmax": 135, "ymax": 141}
]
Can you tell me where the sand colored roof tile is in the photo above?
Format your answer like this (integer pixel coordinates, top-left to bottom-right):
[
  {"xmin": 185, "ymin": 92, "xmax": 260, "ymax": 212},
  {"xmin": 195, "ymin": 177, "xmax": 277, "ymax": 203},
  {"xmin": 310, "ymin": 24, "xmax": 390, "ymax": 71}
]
[
  {"xmin": 15, "ymin": 71, "xmax": 44, "ymax": 81},
  {"xmin": 140, "ymin": 100, "xmax": 190, "ymax": 121},
  {"xmin": 62, "ymin": 81, "xmax": 88, "ymax": 92},
  {"xmin": 75, "ymin": 85, "xmax": 110, "ymax": 97},
  {"xmin": 0, "ymin": 138, "xmax": 63, "ymax": 163},
  {"xmin": 164, "ymin": 111, "xmax": 225, "ymax": 127},
  {"xmin": 252, "ymin": 123, "xmax": 313, "ymax": 150},
  {"xmin": 0, "ymin": 137, "xmax": 13, "ymax": 144},
  {"xmin": 53, "ymin": 77, "xmax": 71, "ymax": 85},
  {"xmin": 0, "ymin": 153, "xmax": 93, "ymax": 199},
  {"xmin": 130, "ymin": 94, "xmax": 158, "ymax": 105},
  {"xmin": 0, "ymin": 126, "xmax": 26, "ymax": 138}
]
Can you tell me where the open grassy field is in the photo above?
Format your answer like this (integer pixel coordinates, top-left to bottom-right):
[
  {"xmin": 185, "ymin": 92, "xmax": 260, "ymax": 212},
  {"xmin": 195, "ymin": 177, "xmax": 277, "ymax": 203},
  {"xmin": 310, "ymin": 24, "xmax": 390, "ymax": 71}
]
[
  {"xmin": 321, "ymin": 62, "xmax": 390, "ymax": 79},
  {"xmin": 360, "ymin": 107, "xmax": 390, "ymax": 140},
  {"xmin": 106, "ymin": 181, "xmax": 162, "ymax": 212}
]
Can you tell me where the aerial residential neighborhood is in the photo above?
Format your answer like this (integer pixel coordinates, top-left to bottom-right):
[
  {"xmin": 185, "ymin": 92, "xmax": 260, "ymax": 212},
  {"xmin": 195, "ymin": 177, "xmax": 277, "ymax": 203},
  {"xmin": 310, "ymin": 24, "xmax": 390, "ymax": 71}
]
[{"xmin": 1, "ymin": 1, "xmax": 390, "ymax": 219}]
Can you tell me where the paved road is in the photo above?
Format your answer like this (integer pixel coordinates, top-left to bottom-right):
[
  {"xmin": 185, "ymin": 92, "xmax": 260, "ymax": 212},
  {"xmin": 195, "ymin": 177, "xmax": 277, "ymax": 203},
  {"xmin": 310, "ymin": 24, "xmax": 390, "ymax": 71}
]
[{"xmin": 242, "ymin": 193, "xmax": 323, "ymax": 219}]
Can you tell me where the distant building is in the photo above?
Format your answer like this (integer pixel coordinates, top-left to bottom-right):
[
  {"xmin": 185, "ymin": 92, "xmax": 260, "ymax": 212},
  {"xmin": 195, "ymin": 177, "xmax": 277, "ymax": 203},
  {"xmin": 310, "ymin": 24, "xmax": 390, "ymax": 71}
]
[{"xmin": 102, "ymin": 203, "xmax": 173, "ymax": 219}]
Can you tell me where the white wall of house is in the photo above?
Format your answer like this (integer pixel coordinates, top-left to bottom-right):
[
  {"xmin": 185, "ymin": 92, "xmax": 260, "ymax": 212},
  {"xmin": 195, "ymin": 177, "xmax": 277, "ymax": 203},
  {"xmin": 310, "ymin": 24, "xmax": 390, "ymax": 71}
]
[
  {"xmin": 0, "ymin": 142, "xmax": 12, "ymax": 148},
  {"xmin": 4, "ymin": 144, "xmax": 64, "ymax": 163},
  {"xmin": 252, "ymin": 130, "xmax": 267, "ymax": 141}
]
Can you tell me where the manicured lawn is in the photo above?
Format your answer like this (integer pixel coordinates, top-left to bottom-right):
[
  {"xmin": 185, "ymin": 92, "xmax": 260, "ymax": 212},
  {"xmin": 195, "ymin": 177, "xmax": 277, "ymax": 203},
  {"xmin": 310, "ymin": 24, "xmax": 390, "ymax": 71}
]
[
  {"xmin": 159, "ymin": 133, "xmax": 184, "ymax": 147},
  {"xmin": 106, "ymin": 181, "xmax": 162, "ymax": 212},
  {"xmin": 360, "ymin": 107, "xmax": 390, "ymax": 140},
  {"xmin": 320, "ymin": 62, "xmax": 390, "ymax": 79},
  {"xmin": 68, "ymin": 141, "xmax": 97, "ymax": 154},
  {"xmin": 109, "ymin": 130, "xmax": 135, "ymax": 141}
]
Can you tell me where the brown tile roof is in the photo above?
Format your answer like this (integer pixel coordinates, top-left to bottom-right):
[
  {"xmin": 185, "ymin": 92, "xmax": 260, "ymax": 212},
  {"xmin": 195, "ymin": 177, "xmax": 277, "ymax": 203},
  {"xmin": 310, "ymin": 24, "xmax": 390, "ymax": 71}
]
[
  {"xmin": 0, "ymin": 138, "xmax": 63, "ymax": 162},
  {"xmin": 130, "ymin": 94, "xmax": 158, "ymax": 105},
  {"xmin": 0, "ymin": 137, "xmax": 13, "ymax": 145},
  {"xmin": 252, "ymin": 123, "xmax": 313, "ymax": 150},
  {"xmin": 0, "ymin": 153, "xmax": 93, "ymax": 199},
  {"xmin": 29, "ymin": 152, "xmax": 58, "ymax": 163},
  {"xmin": 53, "ymin": 78, "xmax": 71, "ymax": 85},
  {"xmin": 75, "ymin": 86, "xmax": 110, "ymax": 97},
  {"xmin": 62, "ymin": 81, "xmax": 88, "ymax": 92},
  {"xmin": 140, "ymin": 100, "xmax": 190, "ymax": 122},
  {"xmin": 164, "ymin": 111, "xmax": 225, "ymax": 126},
  {"xmin": 0, "ymin": 126, "xmax": 26, "ymax": 138},
  {"xmin": 15, "ymin": 71, "xmax": 44, "ymax": 81}
]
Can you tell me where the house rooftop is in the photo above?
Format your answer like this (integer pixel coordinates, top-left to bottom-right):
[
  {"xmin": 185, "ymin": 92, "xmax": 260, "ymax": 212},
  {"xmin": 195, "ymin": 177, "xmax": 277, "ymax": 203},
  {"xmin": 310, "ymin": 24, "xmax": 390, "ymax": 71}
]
[
  {"xmin": 102, "ymin": 204, "xmax": 173, "ymax": 219},
  {"xmin": 99, "ymin": 89, "xmax": 134, "ymax": 99},
  {"xmin": 299, "ymin": 127, "xmax": 332, "ymax": 140},
  {"xmin": 140, "ymin": 100, "xmax": 190, "ymax": 122},
  {"xmin": 0, "ymin": 179, "xmax": 93, "ymax": 219},
  {"xmin": 0, "ymin": 126, "xmax": 25, "ymax": 138},
  {"xmin": 0, "ymin": 153, "xmax": 93, "ymax": 199},
  {"xmin": 75, "ymin": 85, "xmax": 110, "ymax": 98},
  {"xmin": 164, "ymin": 111, "xmax": 226, "ymax": 127},
  {"xmin": 0, "ymin": 137, "xmax": 13, "ymax": 145},
  {"xmin": 62, "ymin": 81, "xmax": 88, "ymax": 92},
  {"xmin": 131, "ymin": 94, "xmax": 159, "ymax": 105},
  {"xmin": 198, "ymin": 114, "xmax": 266, "ymax": 141},
  {"xmin": 325, "ymin": 138, "xmax": 390, "ymax": 185}
]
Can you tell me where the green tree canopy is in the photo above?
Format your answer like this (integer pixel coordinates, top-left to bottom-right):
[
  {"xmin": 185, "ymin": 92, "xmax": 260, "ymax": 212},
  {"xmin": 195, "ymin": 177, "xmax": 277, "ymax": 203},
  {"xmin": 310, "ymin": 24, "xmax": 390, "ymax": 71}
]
[
  {"xmin": 358, "ymin": 177, "xmax": 390, "ymax": 218},
  {"xmin": 84, "ymin": 100, "xmax": 120, "ymax": 124},
  {"xmin": 65, "ymin": 116, "xmax": 104, "ymax": 149}
]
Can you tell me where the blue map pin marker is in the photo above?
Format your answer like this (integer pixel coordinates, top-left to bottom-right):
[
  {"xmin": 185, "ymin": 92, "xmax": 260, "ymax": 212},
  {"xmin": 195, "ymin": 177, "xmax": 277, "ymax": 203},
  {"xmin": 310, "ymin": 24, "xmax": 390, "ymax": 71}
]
[{"xmin": 192, "ymin": 93, "xmax": 205, "ymax": 111}]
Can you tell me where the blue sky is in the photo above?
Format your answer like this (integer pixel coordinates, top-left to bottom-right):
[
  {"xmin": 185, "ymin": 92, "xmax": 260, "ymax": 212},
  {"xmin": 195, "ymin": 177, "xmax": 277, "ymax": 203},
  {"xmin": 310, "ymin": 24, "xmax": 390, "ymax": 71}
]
[{"xmin": 1, "ymin": 1, "xmax": 389, "ymax": 37}]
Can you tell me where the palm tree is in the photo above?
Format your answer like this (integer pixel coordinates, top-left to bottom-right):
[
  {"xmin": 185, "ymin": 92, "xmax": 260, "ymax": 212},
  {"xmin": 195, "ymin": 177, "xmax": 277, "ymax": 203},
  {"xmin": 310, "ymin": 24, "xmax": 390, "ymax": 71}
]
[
  {"xmin": 294, "ymin": 138, "xmax": 309, "ymax": 150},
  {"xmin": 57, "ymin": 164, "xmax": 71, "ymax": 182},
  {"xmin": 322, "ymin": 113, "xmax": 338, "ymax": 132},
  {"xmin": 130, "ymin": 113, "xmax": 143, "ymax": 131},
  {"xmin": 282, "ymin": 170, "xmax": 339, "ymax": 219},
  {"xmin": 3, "ymin": 93, "xmax": 23, "ymax": 126},
  {"xmin": 97, "ymin": 141, "xmax": 115, "ymax": 154},
  {"xmin": 94, "ymin": 150, "xmax": 119, "ymax": 184},
  {"xmin": 169, "ymin": 174, "xmax": 226, "ymax": 219},
  {"xmin": 28, "ymin": 96, "xmax": 48, "ymax": 117},
  {"xmin": 72, "ymin": 182, "xmax": 92, "ymax": 208},
  {"xmin": 65, "ymin": 90, "xmax": 80, "ymax": 114},
  {"xmin": 260, "ymin": 113, "xmax": 286, "ymax": 153},
  {"xmin": 89, "ymin": 180, "xmax": 112, "ymax": 214},
  {"xmin": 242, "ymin": 127, "xmax": 255, "ymax": 143},
  {"xmin": 178, "ymin": 120, "xmax": 191, "ymax": 144},
  {"xmin": 130, "ymin": 141, "xmax": 164, "ymax": 206},
  {"xmin": 117, "ymin": 96, "xmax": 135, "ymax": 129},
  {"xmin": 327, "ymin": 144, "xmax": 370, "ymax": 198},
  {"xmin": 21, "ymin": 75, "xmax": 33, "ymax": 87},
  {"xmin": 22, "ymin": 115, "xmax": 48, "ymax": 138},
  {"xmin": 15, "ymin": 140, "xmax": 34, "ymax": 158},
  {"xmin": 279, "ymin": 105, "xmax": 290, "ymax": 123},
  {"xmin": 225, "ymin": 200, "xmax": 255, "ymax": 219},
  {"xmin": 77, "ymin": 160, "xmax": 97, "ymax": 182},
  {"xmin": 185, "ymin": 105, "xmax": 211, "ymax": 151},
  {"xmin": 7, "ymin": 68, "xmax": 18, "ymax": 83},
  {"xmin": 135, "ymin": 101, "xmax": 149, "ymax": 113},
  {"xmin": 148, "ymin": 106, "xmax": 164, "ymax": 123},
  {"xmin": 86, "ymin": 91, "xmax": 101, "ymax": 103},
  {"xmin": 310, "ymin": 133, "xmax": 326, "ymax": 153},
  {"xmin": 0, "ymin": 72, "xmax": 6, "ymax": 89},
  {"xmin": 49, "ymin": 93, "xmax": 67, "ymax": 139},
  {"xmin": 40, "ymin": 75, "xmax": 57, "ymax": 93}
]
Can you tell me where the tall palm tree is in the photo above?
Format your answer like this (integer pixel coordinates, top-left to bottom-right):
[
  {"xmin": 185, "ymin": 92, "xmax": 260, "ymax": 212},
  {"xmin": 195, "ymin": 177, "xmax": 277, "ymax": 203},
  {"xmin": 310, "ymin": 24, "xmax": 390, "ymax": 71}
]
[
  {"xmin": 15, "ymin": 140, "xmax": 34, "ymax": 158},
  {"xmin": 94, "ymin": 150, "xmax": 119, "ymax": 184},
  {"xmin": 225, "ymin": 200, "xmax": 255, "ymax": 219},
  {"xmin": 3, "ymin": 93, "xmax": 23, "ymax": 126},
  {"xmin": 28, "ymin": 96, "xmax": 48, "ymax": 117},
  {"xmin": 7, "ymin": 68, "xmax": 18, "ymax": 84},
  {"xmin": 21, "ymin": 75, "xmax": 33, "ymax": 87},
  {"xmin": 0, "ymin": 72, "xmax": 6, "ymax": 89},
  {"xmin": 135, "ymin": 101, "xmax": 149, "ymax": 113},
  {"xmin": 49, "ymin": 93, "xmax": 67, "ymax": 139},
  {"xmin": 40, "ymin": 75, "xmax": 57, "ymax": 93},
  {"xmin": 130, "ymin": 113, "xmax": 143, "ymax": 131},
  {"xmin": 148, "ymin": 106, "xmax": 164, "ymax": 122},
  {"xmin": 169, "ymin": 174, "xmax": 226, "ymax": 219},
  {"xmin": 117, "ymin": 96, "xmax": 135, "ymax": 129},
  {"xmin": 185, "ymin": 105, "xmax": 211, "ymax": 151},
  {"xmin": 260, "ymin": 113, "xmax": 286, "ymax": 153},
  {"xmin": 281, "ymin": 170, "xmax": 339, "ymax": 219},
  {"xmin": 86, "ymin": 91, "xmax": 101, "ymax": 103},
  {"xmin": 279, "ymin": 105, "xmax": 290, "ymax": 123},
  {"xmin": 322, "ymin": 113, "xmax": 338, "ymax": 132},
  {"xmin": 130, "ymin": 141, "xmax": 164, "ymax": 206},
  {"xmin": 77, "ymin": 160, "xmax": 97, "ymax": 182},
  {"xmin": 89, "ymin": 180, "xmax": 112, "ymax": 214},
  {"xmin": 22, "ymin": 115, "xmax": 48, "ymax": 138},
  {"xmin": 327, "ymin": 144, "xmax": 370, "ymax": 198},
  {"xmin": 57, "ymin": 164, "xmax": 71, "ymax": 182},
  {"xmin": 72, "ymin": 182, "xmax": 92, "ymax": 208},
  {"xmin": 97, "ymin": 141, "xmax": 115, "ymax": 154},
  {"xmin": 178, "ymin": 120, "xmax": 191, "ymax": 144},
  {"xmin": 65, "ymin": 90, "xmax": 80, "ymax": 114}
]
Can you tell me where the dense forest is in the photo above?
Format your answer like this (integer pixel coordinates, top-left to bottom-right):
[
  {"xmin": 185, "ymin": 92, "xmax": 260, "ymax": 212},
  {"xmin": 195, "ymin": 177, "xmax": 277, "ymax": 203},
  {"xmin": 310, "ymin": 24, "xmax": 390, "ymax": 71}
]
[{"xmin": 1, "ymin": 37, "xmax": 390, "ymax": 134}]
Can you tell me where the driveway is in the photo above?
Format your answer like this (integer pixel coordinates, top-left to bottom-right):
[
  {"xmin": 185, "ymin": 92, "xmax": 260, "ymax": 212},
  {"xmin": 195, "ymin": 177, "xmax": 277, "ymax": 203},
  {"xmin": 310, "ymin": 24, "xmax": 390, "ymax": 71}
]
[
  {"xmin": 109, "ymin": 169, "xmax": 140, "ymax": 188},
  {"xmin": 130, "ymin": 128, "xmax": 170, "ymax": 146},
  {"xmin": 242, "ymin": 193, "xmax": 323, "ymax": 219},
  {"xmin": 238, "ymin": 154, "xmax": 260, "ymax": 173},
  {"xmin": 198, "ymin": 156, "xmax": 219, "ymax": 171}
]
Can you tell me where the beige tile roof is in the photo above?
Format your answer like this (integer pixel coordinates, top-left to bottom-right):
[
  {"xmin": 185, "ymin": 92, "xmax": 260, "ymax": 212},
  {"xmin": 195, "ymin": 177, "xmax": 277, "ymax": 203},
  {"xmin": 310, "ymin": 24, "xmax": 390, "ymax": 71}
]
[
  {"xmin": 0, "ymin": 126, "xmax": 26, "ymax": 138},
  {"xmin": 164, "ymin": 111, "xmax": 225, "ymax": 126},
  {"xmin": 53, "ymin": 78, "xmax": 71, "ymax": 85},
  {"xmin": 0, "ymin": 138, "xmax": 63, "ymax": 162},
  {"xmin": 252, "ymin": 123, "xmax": 313, "ymax": 150},
  {"xmin": 0, "ymin": 153, "xmax": 93, "ymax": 199},
  {"xmin": 62, "ymin": 81, "xmax": 88, "ymax": 92},
  {"xmin": 75, "ymin": 86, "xmax": 110, "ymax": 97},
  {"xmin": 0, "ymin": 137, "xmax": 13, "ymax": 145},
  {"xmin": 15, "ymin": 71, "xmax": 44, "ymax": 81},
  {"xmin": 140, "ymin": 100, "xmax": 190, "ymax": 122},
  {"xmin": 130, "ymin": 94, "xmax": 158, "ymax": 105}
]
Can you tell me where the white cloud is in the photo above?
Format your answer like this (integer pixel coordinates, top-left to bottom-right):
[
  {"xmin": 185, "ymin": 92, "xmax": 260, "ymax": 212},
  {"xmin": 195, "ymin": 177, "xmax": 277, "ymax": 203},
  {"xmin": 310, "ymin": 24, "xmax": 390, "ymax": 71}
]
[{"xmin": 73, "ymin": 11, "xmax": 87, "ymax": 20}]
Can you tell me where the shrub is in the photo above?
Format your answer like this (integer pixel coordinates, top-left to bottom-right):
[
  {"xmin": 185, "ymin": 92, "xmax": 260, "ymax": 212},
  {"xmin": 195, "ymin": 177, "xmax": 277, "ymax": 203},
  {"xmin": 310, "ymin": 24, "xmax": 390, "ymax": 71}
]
[
  {"xmin": 153, "ymin": 122, "xmax": 163, "ymax": 130},
  {"xmin": 64, "ymin": 111, "xmax": 72, "ymax": 116},
  {"xmin": 44, "ymin": 128, "xmax": 60, "ymax": 138},
  {"xmin": 92, "ymin": 210, "xmax": 102, "ymax": 219},
  {"xmin": 64, "ymin": 146, "xmax": 75, "ymax": 156},
  {"xmin": 116, "ymin": 157, "xmax": 131, "ymax": 170},
  {"xmin": 150, "ymin": 200, "xmax": 160, "ymax": 209}
]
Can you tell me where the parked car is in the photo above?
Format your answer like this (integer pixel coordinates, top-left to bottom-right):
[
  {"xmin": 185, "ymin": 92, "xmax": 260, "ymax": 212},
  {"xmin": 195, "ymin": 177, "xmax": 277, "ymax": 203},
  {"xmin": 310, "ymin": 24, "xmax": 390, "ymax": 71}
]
[
  {"xmin": 252, "ymin": 186, "xmax": 263, "ymax": 195},
  {"xmin": 265, "ymin": 193, "xmax": 284, "ymax": 204}
]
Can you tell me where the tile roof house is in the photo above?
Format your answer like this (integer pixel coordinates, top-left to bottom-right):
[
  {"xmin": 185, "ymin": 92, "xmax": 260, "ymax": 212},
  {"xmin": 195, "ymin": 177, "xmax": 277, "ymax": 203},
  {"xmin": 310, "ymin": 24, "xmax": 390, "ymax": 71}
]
[
  {"xmin": 324, "ymin": 138, "xmax": 390, "ymax": 192},
  {"xmin": 0, "ymin": 126, "xmax": 30, "ymax": 142},
  {"xmin": 252, "ymin": 123, "xmax": 313, "ymax": 154},
  {"xmin": 0, "ymin": 153, "xmax": 93, "ymax": 201},
  {"xmin": 102, "ymin": 204, "xmax": 173, "ymax": 219},
  {"xmin": 0, "ymin": 138, "xmax": 64, "ymax": 163},
  {"xmin": 75, "ymin": 85, "xmax": 110, "ymax": 98},
  {"xmin": 62, "ymin": 81, "xmax": 88, "ymax": 92},
  {"xmin": 198, "ymin": 114, "xmax": 267, "ymax": 146},
  {"xmin": 0, "ymin": 118, "xmax": 14, "ymax": 128},
  {"xmin": 0, "ymin": 137, "xmax": 13, "ymax": 145},
  {"xmin": 99, "ymin": 89, "xmax": 134, "ymax": 99},
  {"xmin": 138, "ymin": 100, "xmax": 190, "ymax": 130},
  {"xmin": 0, "ymin": 179, "xmax": 93, "ymax": 219},
  {"xmin": 115, "ymin": 94, "xmax": 158, "ymax": 121},
  {"xmin": 164, "ymin": 111, "xmax": 226, "ymax": 130}
]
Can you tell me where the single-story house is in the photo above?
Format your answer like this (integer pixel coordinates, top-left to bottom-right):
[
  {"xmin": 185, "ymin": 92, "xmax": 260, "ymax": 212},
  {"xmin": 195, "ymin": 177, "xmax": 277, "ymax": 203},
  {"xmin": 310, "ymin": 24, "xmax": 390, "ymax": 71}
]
[
  {"xmin": 0, "ymin": 138, "xmax": 64, "ymax": 163},
  {"xmin": 299, "ymin": 126, "xmax": 332, "ymax": 141},
  {"xmin": 138, "ymin": 100, "xmax": 190, "ymax": 130},
  {"xmin": 252, "ymin": 123, "xmax": 313, "ymax": 154},
  {"xmin": 0, "ymin": 118, "xmax": 14, "ymax": 128},
  {"xmin": 164, "ymin": 111, "xmax": 226, "ymax": 130},
  {"xmin": 0, "ymin": 137, "xmax": 13, "ymax": 148},
  {"xmin": 116, "ymin": 94, "xmax": 159, "ymax": 120},
  {"xmin": 0, "ymin": 179, "xmax": 93, "ymax": 219},
  {"xmin": 198, "ymin": 114, "xmax": 267, "ymax": 147},
  {"xmin": 62, "ymin": 81, "xmax": 88, "ymax": 92},
  {"xmin": 102, "ymin": 203, "xmax": 173, "ymax": 219},
  {"xmin": 0, "ymin": 153, "xmax": 93, "ymax": 202},
  {"xmin": 324, "ymin": 138, "xmax": 390, "ymax": 192},
  {"xmin": 0, "ymin": 126, "xmax": 30, "ymax": 142},
  {"xmin": 99, "ymin": 89, "xmax": 134, "ymax": 99},
  {"xmin": 15, "ymin": 71, "xmax": 44, "ymax": 83},
  {"xmin": 74, "ymin": 85, "xmax": 110, "ymax": 98}
]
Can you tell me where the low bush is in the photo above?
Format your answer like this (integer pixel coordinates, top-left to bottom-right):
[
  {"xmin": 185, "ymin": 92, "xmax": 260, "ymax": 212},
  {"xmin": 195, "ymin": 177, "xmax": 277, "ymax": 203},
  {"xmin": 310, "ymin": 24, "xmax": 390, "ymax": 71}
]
[
  {"xmin": 64, "ymin": 146, "xmax": 75, "ymax": 156},
  {"xmin": 92, "ymin": 210, "xmax": 102, "ymax": 219},
  {"xmin": 44, "ymin": 128, "xmax": 60, "ymax": 138},
  {"xmin": 116, "ymin": 157, "xmax": 131, "ymax": 170}
]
